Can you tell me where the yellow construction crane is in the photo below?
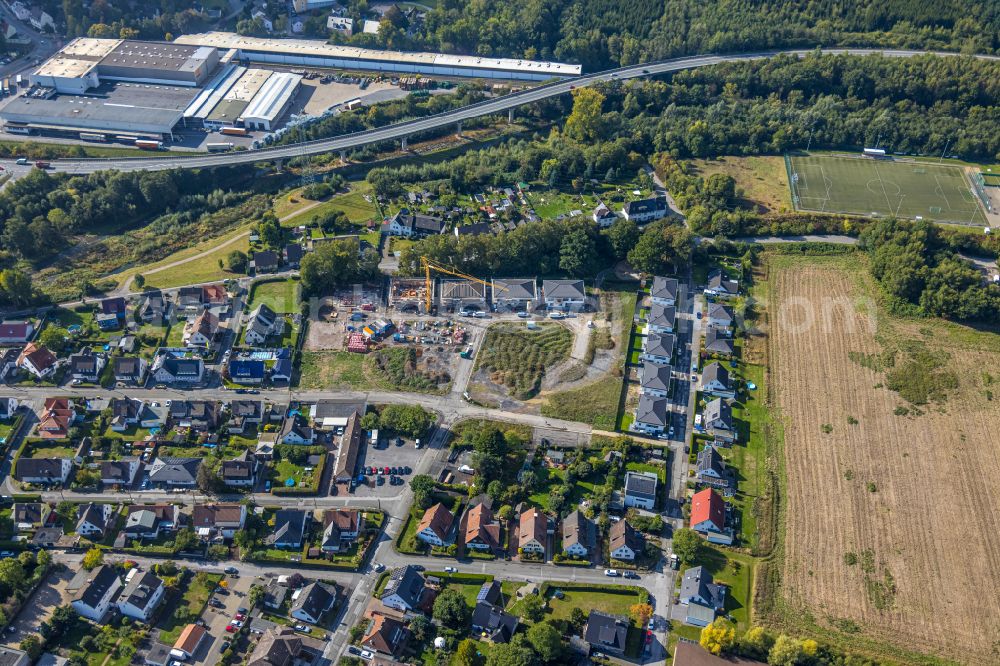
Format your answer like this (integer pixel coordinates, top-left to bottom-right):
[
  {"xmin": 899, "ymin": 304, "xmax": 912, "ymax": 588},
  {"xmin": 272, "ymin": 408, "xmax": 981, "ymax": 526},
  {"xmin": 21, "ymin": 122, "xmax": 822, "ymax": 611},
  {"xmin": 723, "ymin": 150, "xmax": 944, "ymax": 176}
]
[{"xmin": 420, "ymin": 256, "xmax": 504, "ymax": 313}]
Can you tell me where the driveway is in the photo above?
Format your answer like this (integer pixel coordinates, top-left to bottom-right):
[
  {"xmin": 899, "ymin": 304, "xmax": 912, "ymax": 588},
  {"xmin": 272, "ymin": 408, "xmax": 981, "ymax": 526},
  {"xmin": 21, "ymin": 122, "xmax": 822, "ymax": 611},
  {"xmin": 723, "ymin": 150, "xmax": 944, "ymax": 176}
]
[{"xmin": 188, "ymin": 573, "xmax": 254, "ymax": 666}]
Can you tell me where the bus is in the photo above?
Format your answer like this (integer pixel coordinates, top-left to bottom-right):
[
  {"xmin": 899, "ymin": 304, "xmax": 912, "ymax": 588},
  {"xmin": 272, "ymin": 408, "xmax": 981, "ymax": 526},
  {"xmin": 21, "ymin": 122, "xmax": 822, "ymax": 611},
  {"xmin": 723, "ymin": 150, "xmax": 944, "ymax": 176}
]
[
  {"xmin": 207, "ymin": 142, "xmax": 234, "ymax": 152},
  {"xmin": 343, "ymin": 98, "xmax": 362, "ymax": 111},
  {"xmin": 220, "ymin": 126, "xmax": 248, "ymax": 137},
  {"xmin": 79, "ymin": 132, "xmax": 107, "ymax": 142},
  {"xmin": 116, "ymin": 135, "xmax": 139, "ymax": 144},
  {"xmin": 135, "ymin": 139, "xmax": 163, "ymax": 150}
]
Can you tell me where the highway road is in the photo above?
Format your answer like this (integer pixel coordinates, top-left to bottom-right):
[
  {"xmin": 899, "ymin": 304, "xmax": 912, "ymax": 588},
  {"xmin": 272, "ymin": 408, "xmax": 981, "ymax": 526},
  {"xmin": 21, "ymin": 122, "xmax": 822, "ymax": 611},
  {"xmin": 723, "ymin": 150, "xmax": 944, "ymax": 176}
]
[{"xmin": 2, "ymin": 48, "xmax": 995, "ymax": 176}]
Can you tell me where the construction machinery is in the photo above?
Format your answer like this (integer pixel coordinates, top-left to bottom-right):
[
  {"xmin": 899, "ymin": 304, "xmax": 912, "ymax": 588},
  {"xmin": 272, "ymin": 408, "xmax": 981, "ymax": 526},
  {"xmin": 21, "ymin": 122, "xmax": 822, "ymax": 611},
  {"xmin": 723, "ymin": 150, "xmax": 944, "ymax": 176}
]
[{"xmin": 420, "ymin": 257, "xmax": 505, "ymax": 313}]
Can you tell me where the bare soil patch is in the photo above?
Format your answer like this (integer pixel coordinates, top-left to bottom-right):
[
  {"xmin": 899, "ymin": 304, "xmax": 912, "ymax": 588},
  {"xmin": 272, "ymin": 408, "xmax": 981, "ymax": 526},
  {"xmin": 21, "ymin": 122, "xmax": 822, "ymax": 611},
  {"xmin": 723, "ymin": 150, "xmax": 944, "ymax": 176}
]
[{"xmin": 767, "ymin": 255, "xmax": 1000, "ymax": 664}]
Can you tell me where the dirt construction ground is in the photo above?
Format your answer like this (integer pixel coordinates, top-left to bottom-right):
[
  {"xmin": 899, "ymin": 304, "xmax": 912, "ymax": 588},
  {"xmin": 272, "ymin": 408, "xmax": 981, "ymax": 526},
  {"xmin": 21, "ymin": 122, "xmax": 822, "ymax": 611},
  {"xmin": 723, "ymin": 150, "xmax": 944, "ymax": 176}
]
[{"xmin": 767, "ymin": 255, "xmax": 1000, "ymax": 664}]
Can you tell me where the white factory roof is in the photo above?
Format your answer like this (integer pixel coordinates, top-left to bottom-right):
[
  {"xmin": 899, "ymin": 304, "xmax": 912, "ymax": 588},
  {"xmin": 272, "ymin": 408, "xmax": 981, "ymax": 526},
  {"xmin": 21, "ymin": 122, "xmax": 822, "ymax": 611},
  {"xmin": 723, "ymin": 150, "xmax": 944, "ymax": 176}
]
[
  {"xmin": 184, "ymin": 64, "xmax": 242, "ymax": 119},
  {"xmin": 227, "ymin": 68, "xmax": 272, "ymax": 102},
  {"xmin": 34, "ymin": 37, "xmax": 121, "ymax": 78},
  {"xmin": 240, "ymin": 71, "xmax": 301, "ymax": 123},
  {"xmin": 174, "ymin": 32, "xmax": 583, "ymax": 76}
]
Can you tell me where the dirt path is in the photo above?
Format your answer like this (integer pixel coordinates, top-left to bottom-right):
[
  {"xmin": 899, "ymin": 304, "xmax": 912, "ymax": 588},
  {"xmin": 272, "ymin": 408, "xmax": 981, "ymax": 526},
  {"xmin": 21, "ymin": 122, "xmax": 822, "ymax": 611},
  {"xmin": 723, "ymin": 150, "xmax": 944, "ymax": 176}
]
[{"xmin": 114, "ymin": 199, "xmax": 328, "ymax": 295}]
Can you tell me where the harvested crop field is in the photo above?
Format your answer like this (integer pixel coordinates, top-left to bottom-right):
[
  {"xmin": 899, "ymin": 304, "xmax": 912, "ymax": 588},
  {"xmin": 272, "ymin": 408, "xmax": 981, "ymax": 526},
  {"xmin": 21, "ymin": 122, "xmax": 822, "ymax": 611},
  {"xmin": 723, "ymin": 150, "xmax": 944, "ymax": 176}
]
[{"xmin": 765, "ymin": 255, "xmax": 1000, "ymax": 664}]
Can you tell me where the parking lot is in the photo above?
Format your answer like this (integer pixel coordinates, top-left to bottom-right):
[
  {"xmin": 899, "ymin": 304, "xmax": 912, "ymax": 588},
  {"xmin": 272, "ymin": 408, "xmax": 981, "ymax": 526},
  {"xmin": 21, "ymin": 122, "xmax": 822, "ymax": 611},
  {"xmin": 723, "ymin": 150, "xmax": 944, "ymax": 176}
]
[
  {"xmin": 186, "ymin": 572, "xmax": 254, "ymax": 666},
  {"xmin": 353, "ymin": 435, "xmax": 427, "ymax": 497},
  {"xmin": 2, "ymin": 567, "xmax": 72, "ymax": 647}
]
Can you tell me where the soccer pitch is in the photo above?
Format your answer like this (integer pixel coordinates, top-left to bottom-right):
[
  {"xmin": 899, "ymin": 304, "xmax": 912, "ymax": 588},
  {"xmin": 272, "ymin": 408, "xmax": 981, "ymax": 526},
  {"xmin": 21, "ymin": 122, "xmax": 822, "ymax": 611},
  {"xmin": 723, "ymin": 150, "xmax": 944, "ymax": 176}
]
[{"xmin": 787, "ymin": 154, "xmax": 986, "ymax": 225}]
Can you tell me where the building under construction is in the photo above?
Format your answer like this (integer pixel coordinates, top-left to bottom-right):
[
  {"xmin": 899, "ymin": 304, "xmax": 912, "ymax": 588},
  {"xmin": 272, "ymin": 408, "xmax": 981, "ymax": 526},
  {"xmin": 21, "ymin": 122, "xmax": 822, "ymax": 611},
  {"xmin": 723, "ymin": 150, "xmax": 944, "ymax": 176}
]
[
  {"xmin": 388, "ymin": 278, "xmax": 429, "ymax": 313},
  {"xmin": 438, "ymin": 279, "xmax": 487, "ymax": 311}
]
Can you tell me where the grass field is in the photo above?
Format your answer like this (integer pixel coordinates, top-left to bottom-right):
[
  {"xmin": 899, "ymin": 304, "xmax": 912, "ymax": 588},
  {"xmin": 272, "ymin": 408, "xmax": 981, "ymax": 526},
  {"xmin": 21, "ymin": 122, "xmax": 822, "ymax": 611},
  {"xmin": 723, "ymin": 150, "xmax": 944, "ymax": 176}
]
[
  {"xmin": 762, "ymin": 254, "xmax": 1000, "ymax": 664},
  {"xmin": 157, "ymin": 572, "xmax": 222, "ymax": 644},
  {"xmin": 279, "ymin": 183, "xmax": 378, "ymax": 228},
  {"xmin": 788, "ymin": 154, "xmax": 985, "ymax": 225},
  {"xmin": 540, "ymin": 374, "xmax": 623, "ymax": 429},
  {"xmin": 141, "ymin": 233, "xmax": 250, "ymax": 289},
  {"xmin": 690, "ymin": 156, "xmax": 790, "ymax": 213},
  {"xmin": 249, "ymin": 279, "xmax": 300, "ymax": 313}
]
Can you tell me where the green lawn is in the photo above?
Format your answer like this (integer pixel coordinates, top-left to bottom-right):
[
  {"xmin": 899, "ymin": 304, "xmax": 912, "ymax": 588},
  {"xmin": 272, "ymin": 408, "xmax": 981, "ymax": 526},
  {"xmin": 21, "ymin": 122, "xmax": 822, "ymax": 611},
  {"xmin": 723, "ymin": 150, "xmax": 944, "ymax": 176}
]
[
  {"xmin": 249, "ymin": 279, "xmax": 300, "ymax": 313},
  {"xmin": 165, "ymin": 322, "xmax": 185, "ymax": 347},
  {"xmin": 26, "ymin": 442, "xmax": 76, "ymax": 458},
  {"xmin": 297, "ymin": 351, "xmax": 368, "ymax": 389},
  {"xmin": 541, "ymin": 374, "xmax": 623, "ymax": 429},
  {"xmin": 143, "ymin": 235, "xmax": 251, "ymax": 289},
  {"xmin": 684, "ymin": 546, "xmax": 754, "ymax": 628},
  {"xmin": 0, "ymin": 421, "xmax": 15, "ymax": 444},
  {"xmin": 102, "ymin": 424, "xmax": 154, "ymax": 442},
  {"xmin": 280, "ymin": 184, "xmax": 378, "ymax": 228},
  {"xmin": 541, "ymin": 584, "xmax": 646, "ymax": 621},
  {"xmin": 727, "ymin": 363, "xmax": 772, "ymax": 548},
  {"xmin": 272, "ymin": 459, "xmax": 318, "ymax": 489},
  {"xmin": 526, "ymin": 466, "xmax": 601, "ymax": 513},
  {"xmin": 157, "ymin": 572, "xmax": 222, "ymax": 644}
]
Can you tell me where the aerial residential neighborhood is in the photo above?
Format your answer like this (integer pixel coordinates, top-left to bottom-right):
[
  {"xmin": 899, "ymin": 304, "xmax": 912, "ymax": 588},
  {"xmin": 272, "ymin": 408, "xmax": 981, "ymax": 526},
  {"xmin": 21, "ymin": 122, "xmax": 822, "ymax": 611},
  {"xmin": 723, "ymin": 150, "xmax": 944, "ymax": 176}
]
[{"xmin": 0, "ymin": 1, "xmax": 996, "ymax": 666}]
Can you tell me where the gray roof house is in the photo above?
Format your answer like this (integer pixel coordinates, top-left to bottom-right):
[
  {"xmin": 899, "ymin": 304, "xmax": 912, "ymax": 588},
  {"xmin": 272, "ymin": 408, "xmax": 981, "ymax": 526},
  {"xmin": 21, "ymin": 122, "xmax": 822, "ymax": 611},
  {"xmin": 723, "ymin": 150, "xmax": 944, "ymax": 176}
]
[
  {"xmin": 642, "ymin": 332, "xmax": 675, "ymax": 364},
  {"xmin": 71, "ymin": 565, "xmax": 122, "ymax": 622},
  {"xmin": 680, "ymin": 566, "xmax": 727, "ymax": 627},
  {"xmin": 117, "ymin": 570, "xmax": 165, "ymax": 622},
  {"xmin": 543, "ymin": 279, "xmax": 586, "ymax": 311},
  {"xmin": 640, "ymin": 361, "xmax": 672, "ymax": 398},
  {"xmin": 704, "ymin": 398, "xmax": 736, "ymax": 442},
  {"xmin": 561, "ymin": 509, "xmax": 596, "ymax": 558},
  {"xmin": 471, "ymin": 600, "xmax": 518, "ymax": 644},
  {"xmin": 147, "ymin": 457, "xmax": 201, "ymax": 488},
  {"xmin": 584, "ymin": 611, "xmax": 629, "ymax": 655},
  {"xmin": 706, "ymin": 269, "xmax": 739, "ymax": 298},
  {"xmin": 268, "ymin": 509, "xmax": 308, "ymax": 549},
  {"xmin": 380, "ymin": 565, "xmax": 426, "ymax": 612},
  {"xmin": 701, "ymin": 362, "xmax": 735, "ymax": 398},
  {"xmin": 634, "ymin": 394, "xmax": 669, "ymax": 435},
  {"xmin": 650, "ymin": 276, "xmax": 678, "ymax": 306},
  {"xmin": 647, "ymin": 302, "xmax": 675, "ymax": 333},
  {"xmin": 290, "ymin": 582, "xmax": 337, "ymax": 624},
  {"xmin": 708, "ymin": 303, "xmax": 735, "ymax": 330},
  {"xmin": 704, "ymin": 326, "xmax": 735, "ymax": 357},
  {"xmin": 696, "ymin": 445, "xmax": 732, "ymax": 489},
  {"xmin": 491, "ymin": 278, "xmax": 538, "ymax": 310}
]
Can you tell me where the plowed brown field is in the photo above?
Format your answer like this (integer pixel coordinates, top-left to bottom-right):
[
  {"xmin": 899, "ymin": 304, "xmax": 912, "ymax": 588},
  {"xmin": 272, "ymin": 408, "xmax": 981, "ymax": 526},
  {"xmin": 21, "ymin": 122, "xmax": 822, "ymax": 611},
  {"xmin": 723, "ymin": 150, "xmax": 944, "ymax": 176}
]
[{"xmin": 767, "ymin": 256, "xmax": 1000, "ymax": 664}]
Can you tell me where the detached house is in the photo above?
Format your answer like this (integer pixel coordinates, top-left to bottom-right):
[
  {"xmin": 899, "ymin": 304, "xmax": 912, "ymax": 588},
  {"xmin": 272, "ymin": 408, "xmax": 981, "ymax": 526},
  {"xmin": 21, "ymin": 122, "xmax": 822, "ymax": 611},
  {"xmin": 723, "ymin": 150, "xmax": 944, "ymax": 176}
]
[
  {"xmin": 680, "ymin": 566, "xmax": 726, "ymax": 627},
  {"xmin": 647, "ymin": 302, "xmax": 675, "ymax": 334},
  {"xmin": 650, "ymin": 276, "xmax": 678, "ymax": 307},
  {"xmin": 704, "ymin": 398, "xmax": 736, "ymax": 443},
  {"xmin": 17, "ymin": 342, "xmax": 58, "ymax": 379},
  {"xmin": 634, "ymin": 394, "xmax": 669, "ymax": 436},
  {"xmin": 113, "ymin": 357, "xmax": 148, "ymax": 385},
  {"xmin": 37, "ymin": 397, "xmax": 77, "ymax": 439},
  {"xmin": 12, "ymin": 502, "xmax": 50, "ymax": 531},
  {"xmin": 379, "ymin": 565, "xmax": 426, "ymax": 612},
  {"xmin": 621, "ymin": 196, "xmax": 668, "ymax": 223},
  {"xmin": 592, "ymin": 201, "xmax": 617, "ymax": 227},
  {"xmin": 290, "ymin": 582, "xmax": 336, "ymax": 625},
  {"xmin": 708, "ymin": 303, "xmax": 735, "ymax": 332},
  {"xmin": 151, "ymin": 352, "xmax": 204, "ymax": 385},
  {"xmin": 72, "ymin": 565, "xmax": 122, "ymax": 622},
  {"xmin": 268, "ymin": 509, "xmax": 308, "ymax": 549},
  {"xmin": 321, "ymin": 510, "xmax": 361, "ymax": 553},
  {"xmin": 640, "ymin": 361, "xmax": 673, "ymax": 398},
  {"xmin": 220, "ymin": 451, "xmax": 260, "ymax": 488},
  {"xmin": 362, "ymin": 614, "xmax": 410, "ymax": 657},
  {"xmin": 609, "ymin": 519, "xmax": 644, "ymax": 561},
  {"xmin": 461, "ymin": 501, "xmax": 501, "ymax": 555},
  {"xmin": 69, "ymin": 352, "xmax": 105, "ymax": 383},
  {"xmin": 704, "ymin": 326, "xmax": 735, "ymax": 357},
  {"xmin": 76, "ymin": 503, "xmax": 115, "ymax": 538},
  {"xmin": 15, "ymin": 458, "xmax": 71, "ymax": 485},
  {"xmin": 702, "ymin": 362, "xmax": 736, "ymax": 399},
  {"xmin": 491, "ymin": 278, "xmax": 537, "ymax": 312},
  {"xmin": 416, "ymin": 503, "xmax": 454, "ymax": 547},
  {"xmin": 279, "ymin": 413, "xmax": 314, "ymax": 445},
  {"xmin": 182, "ymin": 311, "xmax": 218, "ymax": 349},
  {"xmin": 100, "ymin": 297, "xmax": 128, "ymax": 329},
  {"xmin": 252, "ymin": 250, "xmax": 280, "ymax": 274},
  {"xmin": 117, "ymin": 569, "xmax": 165, "ymax": 623},
  {"xmin": 642, "ymin": 332, "xmax": 675, "ymax": 365},
  {"xmin": 705, "ymin": 270, "xmax": 739, "ymax": 299},
  {"xmin": 542, "ymin": 279, "xmax": 586, "ymax": 312},
  {"xmin": 124, "ymin": 505, "xmax": 180, "ymax": 541},
  {"xmin": 696, "ymin": 445, "xmax": 732, "ymax": 489},
  {"xmin": 147, "ymin": 457, "xmax": 200, "ymax": 488},
  {"xmin": 690, "ymin": 488, "xmax": 733, "ymax": 545},
  {"xmin": 168, "ymin": 400, "xmax": 219, "ymax": 432},
  {"xmin": 518, "ymin": 507, "xmax": 546, "ymax": 557},
  {"xmin": 192, "ymin": 504, "xmax": 247, "ymax": 541},
  {"xmin": 471, "ymin": 584, "xmax": 518, "ymax": 643},
  {"xmin": 385, "ymin": 209, "xmax": 445, "ymax": 237},
  {"xmin": 101, "ymin": 458, "xmax": 140, "ymax": 487},
  {"xmin": 245, "ymin": 304, "xmax": 284, "ymax": 346},
  {"xmin": 624, "ymin": 471, "xmax": 658, "ymax": 510},
  {"xmin": 228, "ymin": 359, "xmax": 266, "ymax": 385},
  {"xmin": 227, "ymin": 400, "xmax": 263, "ymax": 434},
  {"xmin": 584, "ymin": 611, "xmax": 628, "ymax": 656},
  {"xmin": 561, "ymin": 509, "xmax": 595, "ymax": 559}
]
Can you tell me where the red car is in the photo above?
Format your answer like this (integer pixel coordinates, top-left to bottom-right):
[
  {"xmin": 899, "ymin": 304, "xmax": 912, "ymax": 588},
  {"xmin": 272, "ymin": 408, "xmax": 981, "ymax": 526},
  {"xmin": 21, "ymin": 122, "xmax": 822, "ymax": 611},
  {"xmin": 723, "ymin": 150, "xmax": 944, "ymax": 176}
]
[
  {"xmin": 646, "ymin": 632, "xmax": 653, "ymax": 644},
  {"xmin": 225, "ymin": 625, "xmax": 236, "ymax": 633},
  {"xmin": 235, "ymin": 613, "xmax": 246, "ymax": 621},
  {"xmin": 383, "ymin": 466, "xmax": 390, "ymax": 474}
]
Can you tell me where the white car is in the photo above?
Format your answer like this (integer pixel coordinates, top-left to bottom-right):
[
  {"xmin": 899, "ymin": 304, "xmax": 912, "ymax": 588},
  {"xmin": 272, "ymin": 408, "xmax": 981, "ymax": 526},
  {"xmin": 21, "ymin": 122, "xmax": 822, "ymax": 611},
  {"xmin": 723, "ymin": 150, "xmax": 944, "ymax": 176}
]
[
  {"xmin": 604, "ymin": 569, "xmax": 619, "ymax": 577},
  {"xmin": 444, "ymin": 566, "xmax": 457, "ymax": 573},
  {"xmin": 360, "ymin": 649, "xmax": 374, "ymax": 660}
]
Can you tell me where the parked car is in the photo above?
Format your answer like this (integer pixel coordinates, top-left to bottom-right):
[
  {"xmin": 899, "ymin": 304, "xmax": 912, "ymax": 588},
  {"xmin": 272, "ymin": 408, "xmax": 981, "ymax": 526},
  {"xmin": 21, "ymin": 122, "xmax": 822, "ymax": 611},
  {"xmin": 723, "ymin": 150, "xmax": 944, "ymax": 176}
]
[
  {"xmin": 376, "ymin": 476, "xmax": 384, "ymax": 486},
  {"xmin": 225, "ymin": 625, "xmax": 236, "ymax": 633},
  {"xmin": 624, "ymin": 571, "xmax": 640, "ymax": 579},
  {"xmin": 294, "ymin": 624, "xmax": 308, "ymax": 632},
  {"xmin": 604, "ymin": 569, "xmax": 619, "ymax": 577},
  {"xmin": 219, "ymin": 641, "xmax": 230, "ymax": 654},
  {"xmin": 224, "ymin": 566, "xmax": 239, "ymax": 574},
  {"xmin": 264, "ymin": 480, "xmax": 271, "ymax": 491},
  {"xmin": 360, "ymin": 650, "xmax": 374, "ymax": 660},
  {"xmin": 444, "ymin": 566, "xmax": 457, "ymax": 573},
  {"xmin": 372, "ymin": 563, "xmax": 385, "ymax": 573}
]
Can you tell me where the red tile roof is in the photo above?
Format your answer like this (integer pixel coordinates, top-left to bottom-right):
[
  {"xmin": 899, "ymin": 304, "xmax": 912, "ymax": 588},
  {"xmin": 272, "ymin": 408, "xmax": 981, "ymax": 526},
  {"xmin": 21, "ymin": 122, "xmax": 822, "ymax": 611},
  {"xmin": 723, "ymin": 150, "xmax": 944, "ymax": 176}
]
[{"xmin": 690, "ymin": 488, "xmax": 725, "ymax": 531}]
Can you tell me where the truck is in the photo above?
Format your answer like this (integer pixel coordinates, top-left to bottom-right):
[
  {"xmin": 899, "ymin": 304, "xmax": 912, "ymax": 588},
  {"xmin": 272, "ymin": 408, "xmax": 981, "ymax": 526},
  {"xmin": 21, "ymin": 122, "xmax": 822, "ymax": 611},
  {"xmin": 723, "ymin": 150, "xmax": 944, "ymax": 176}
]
[
  {"xmin": 15, "ymin": 157, "xmax": 28, "ymax": 165},
  {"xmin": 34, "ymin": 161, "xmax": 50, "ymax": 169},
  {"xmin": 220, "ymin": 126, "xmax": 248, "ymax": 137},
  {"xmin": 135, "ymin": 139, "xmax": 163, "ymax": 150},
  {"xmin": 206, "ymin": 142, "xmax": 234, "ymax": 152}
]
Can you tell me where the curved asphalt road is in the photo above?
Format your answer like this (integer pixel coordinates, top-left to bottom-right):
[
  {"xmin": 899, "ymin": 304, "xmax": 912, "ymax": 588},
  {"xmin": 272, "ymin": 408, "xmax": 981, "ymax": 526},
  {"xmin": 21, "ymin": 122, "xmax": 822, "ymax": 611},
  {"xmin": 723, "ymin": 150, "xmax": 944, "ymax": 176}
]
[{"xmin": 2, "ymin": 48, "xmax": 996, "ymax": 175}]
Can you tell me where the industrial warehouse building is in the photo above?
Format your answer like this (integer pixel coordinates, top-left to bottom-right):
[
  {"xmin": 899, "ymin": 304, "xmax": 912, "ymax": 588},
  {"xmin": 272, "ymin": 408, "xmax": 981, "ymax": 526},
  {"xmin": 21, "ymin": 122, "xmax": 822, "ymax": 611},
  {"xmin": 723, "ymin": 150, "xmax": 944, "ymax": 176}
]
[
  {"xmin": 0, "ymin": 31, "xmax": 581, "ymax": 140},
  {"xmin": 173, "ymin": 32, "xmax": 582, "ymax": 81}
]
